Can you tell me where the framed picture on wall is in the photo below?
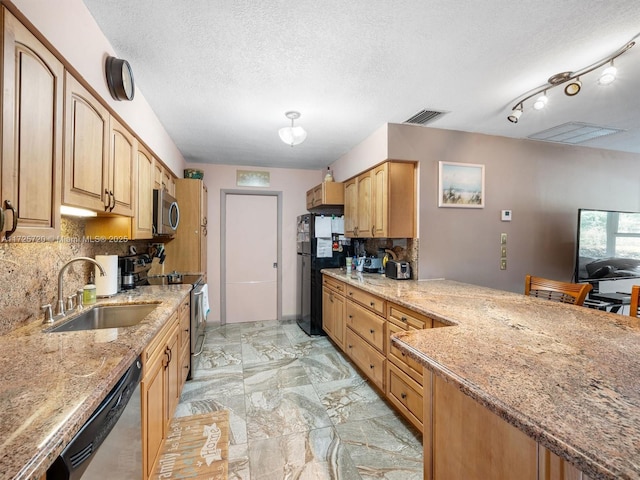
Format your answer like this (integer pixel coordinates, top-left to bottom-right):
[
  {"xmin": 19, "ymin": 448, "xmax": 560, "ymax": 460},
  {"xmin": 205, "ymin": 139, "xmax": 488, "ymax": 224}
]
[{"xmin": 438, "ymin": 161, "xmax": 485, "ymax": 208}]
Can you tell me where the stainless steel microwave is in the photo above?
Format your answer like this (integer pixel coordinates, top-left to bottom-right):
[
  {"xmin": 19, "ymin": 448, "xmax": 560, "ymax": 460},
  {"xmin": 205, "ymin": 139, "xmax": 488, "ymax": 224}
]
[{"xmin": 153, "ymin": 189, "xmax": 180, "ymax": 236}]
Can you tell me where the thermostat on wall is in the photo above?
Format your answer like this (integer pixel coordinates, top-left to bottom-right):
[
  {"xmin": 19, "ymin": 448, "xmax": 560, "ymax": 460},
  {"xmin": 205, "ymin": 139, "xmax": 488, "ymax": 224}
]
[{"xmin": 501, "ymin": 210, "xmax": 512, "ymax": 222}]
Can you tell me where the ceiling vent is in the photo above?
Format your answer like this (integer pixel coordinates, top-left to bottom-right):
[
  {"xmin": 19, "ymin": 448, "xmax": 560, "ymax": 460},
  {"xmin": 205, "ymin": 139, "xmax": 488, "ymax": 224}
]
[
  {"xmin": 529, "ymin": 122, "xmax": 624, "ymax": 145},
  {"xmin": 403, "ymin": 109, "xmax": 447, "ymax": 125}
]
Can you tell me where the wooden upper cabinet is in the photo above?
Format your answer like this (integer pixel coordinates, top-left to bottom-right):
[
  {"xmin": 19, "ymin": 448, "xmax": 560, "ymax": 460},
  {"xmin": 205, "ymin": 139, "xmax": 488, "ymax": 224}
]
[
  {"xmin": 132, "ymin": 143, "xmax": 154, "ymax": 239},
  {"xmin": 306, "ymin": 181, "xmax": 344, "ymax": 210},
  {"xmin": 344, "ymin": 178, "xmax": 358, "ymax": 236},
  {"xmin": 63, "ymin": 72, "xmax": 109, "ymax": 212},
  {"xmin": 356, "ymin": 170, "xmax": 373, "ymax": 237},
  {"xmin": 344, "ymin": 161, "xmax": 415, "ymax": 238},
  {"xmin": 108, "ymin": 117, "xmax": 135, "ymax": 216},
  {"xmin": 1, "ymin": 8, "xmax": 63, "ymax": 238}
]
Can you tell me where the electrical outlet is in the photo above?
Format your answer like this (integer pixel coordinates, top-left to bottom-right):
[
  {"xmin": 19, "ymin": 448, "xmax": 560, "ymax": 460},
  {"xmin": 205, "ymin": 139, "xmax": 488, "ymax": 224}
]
[
  {"xmin": 501, "ymin": 246, "xmax": 507, "ymax": 258},
  {"xmin": 500, "ymin": 233, "xmax": 507, "ymax": 245},
  {"xmin": 500, "ymin": 258, "xmax": 507, "ymax": 270}
]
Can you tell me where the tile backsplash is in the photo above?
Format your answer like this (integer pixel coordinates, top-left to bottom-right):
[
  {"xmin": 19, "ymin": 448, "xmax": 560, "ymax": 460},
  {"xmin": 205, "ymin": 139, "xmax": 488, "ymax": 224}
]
[{"xmin": 0, "ymin": 218, "xmax": 148, "ymax": 334}]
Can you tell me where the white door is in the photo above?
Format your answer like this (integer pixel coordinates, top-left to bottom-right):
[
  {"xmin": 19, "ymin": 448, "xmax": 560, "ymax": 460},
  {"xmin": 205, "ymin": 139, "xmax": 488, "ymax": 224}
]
[{"xmin": 225, "ymin": 194, "xmax": 278, "ymax": 323}]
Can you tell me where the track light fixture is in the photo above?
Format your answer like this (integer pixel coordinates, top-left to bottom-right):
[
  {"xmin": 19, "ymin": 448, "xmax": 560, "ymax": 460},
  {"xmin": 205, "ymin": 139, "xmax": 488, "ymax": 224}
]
[{"xmin": 507, "ymin": 32, "xmax": 638, "ymax": 123}]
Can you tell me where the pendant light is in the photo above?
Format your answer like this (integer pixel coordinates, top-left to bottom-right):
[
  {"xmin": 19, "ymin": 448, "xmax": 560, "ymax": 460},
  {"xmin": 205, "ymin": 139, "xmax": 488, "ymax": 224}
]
[{"xmin": 278, "ymin": 111, "xmax": 307, "ymax": 146}]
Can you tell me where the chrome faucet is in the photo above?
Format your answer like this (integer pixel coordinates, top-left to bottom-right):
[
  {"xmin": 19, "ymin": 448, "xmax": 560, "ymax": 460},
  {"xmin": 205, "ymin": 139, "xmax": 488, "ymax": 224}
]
[{"xmin": 55, "ymin": 257, "xmax": 106, "ymax": 316}]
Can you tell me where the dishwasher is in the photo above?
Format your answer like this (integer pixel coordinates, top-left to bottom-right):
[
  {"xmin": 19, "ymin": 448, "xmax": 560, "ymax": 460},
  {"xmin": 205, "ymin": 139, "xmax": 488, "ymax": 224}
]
[{"xmin": 47, "ymin": 356, "xmax": 143, "ymax": 480}]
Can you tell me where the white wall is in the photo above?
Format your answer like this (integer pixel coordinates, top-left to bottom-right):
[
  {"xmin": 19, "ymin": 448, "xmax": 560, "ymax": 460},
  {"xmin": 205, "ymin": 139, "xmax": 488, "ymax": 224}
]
[
  {"xmin": 187, "ymin": 163, "xmax": 323, "ymax": 322},
  {"xmin": 7, "ymin": 0, "xmax": 185, "ymax": 174}
]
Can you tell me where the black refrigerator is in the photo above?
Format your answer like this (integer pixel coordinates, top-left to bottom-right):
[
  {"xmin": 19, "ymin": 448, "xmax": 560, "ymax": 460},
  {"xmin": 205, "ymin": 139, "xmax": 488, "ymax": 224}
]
[{"xmin": 296, "ymin": 213, "xmax": 347, "ymax": 335}]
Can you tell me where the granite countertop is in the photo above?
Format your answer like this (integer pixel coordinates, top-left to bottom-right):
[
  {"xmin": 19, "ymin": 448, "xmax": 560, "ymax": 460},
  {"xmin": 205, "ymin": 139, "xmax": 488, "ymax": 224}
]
[
  {"xmin": 0, "ymin": 285, "xmax": 191, "ymax": 480},
  {"xmin": 322, "ymin": 268, "xmax": 640, "ymax": 480}
]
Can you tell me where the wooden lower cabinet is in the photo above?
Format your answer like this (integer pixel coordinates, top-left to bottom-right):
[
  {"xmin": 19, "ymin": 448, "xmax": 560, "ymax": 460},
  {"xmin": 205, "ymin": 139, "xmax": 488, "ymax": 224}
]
[
  {"xmin": 424, "ymin": 373, "xmax": 590, "ymax": 480},
  {"xmin": 141, "ymin": 295, "xmax": 190, "ymax": 480},
  {"xmin": 345, "ymin": 328, "xmax": 386, "ymax": 391},
  {"xmin": 322, "ymin": 285, "xmax": 345, "ymax": 349},
  {"xmin": 387, "ymin": 362, "xmax": 423, "ymax": 432}
]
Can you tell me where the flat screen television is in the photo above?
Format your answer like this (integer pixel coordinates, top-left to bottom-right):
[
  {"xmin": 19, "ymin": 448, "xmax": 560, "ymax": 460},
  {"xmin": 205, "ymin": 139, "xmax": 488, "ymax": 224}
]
[{"xmin": 575, "ymin": 208, "xmax": 640, "ymax": 282}]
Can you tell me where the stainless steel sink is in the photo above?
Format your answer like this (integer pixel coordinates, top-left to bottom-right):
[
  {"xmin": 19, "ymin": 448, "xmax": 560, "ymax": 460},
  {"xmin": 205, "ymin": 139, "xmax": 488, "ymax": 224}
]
[{"xmin": 46, "ymin": 303, "xmax": 159, "ymax": 332}]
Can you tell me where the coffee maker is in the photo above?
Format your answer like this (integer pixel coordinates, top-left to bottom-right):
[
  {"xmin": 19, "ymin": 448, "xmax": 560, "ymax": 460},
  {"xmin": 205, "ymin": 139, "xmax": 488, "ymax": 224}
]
[{"xmin": 119, "ymin": 257, "xmax": 136, "ymax": 290}]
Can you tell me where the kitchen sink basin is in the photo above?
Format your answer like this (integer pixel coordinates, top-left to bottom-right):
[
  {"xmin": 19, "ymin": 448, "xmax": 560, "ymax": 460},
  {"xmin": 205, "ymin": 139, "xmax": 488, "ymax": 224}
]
[{"xmin": 47, "ymin": 303, "xmax": 159, "ymax": 332}]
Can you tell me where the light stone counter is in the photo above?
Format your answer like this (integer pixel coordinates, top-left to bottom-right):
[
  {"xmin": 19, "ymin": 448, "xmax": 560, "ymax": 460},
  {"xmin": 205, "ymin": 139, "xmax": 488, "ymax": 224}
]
[
  {"xmin": 322, "ymin": 268, "xmax": 640, "ymax": 480},
  {"xmin": 0, "ymin": 285, "xmax": 191, "ymax": 480}
]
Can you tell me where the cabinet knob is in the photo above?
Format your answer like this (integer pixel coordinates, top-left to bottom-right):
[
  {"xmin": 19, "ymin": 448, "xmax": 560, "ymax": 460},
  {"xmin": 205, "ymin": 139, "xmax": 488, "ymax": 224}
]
[
  {"xmin": 348, "ymin": 344, "xmax": 353, "ymax": 349},
  {"xmin": 370, "ymin": 302, "xmax": 375, "ymax": 307},
  {"xmin": 401, "ymin": 316, "xmax": 408, "ymax": 322},
  {"xmin": 369, "ymin": 329, "xmax": 375, "ymax": 334},
  {"xmin": 401, "ymin": 393, "xmax": 407, "ymax": 399},
  {"xmin": 401, "ymin": 352, "xmax": 406, "ymax": 357},
  {"xmin": 369, "ymin": 364, "xmax": 374, "ymax": 369}
]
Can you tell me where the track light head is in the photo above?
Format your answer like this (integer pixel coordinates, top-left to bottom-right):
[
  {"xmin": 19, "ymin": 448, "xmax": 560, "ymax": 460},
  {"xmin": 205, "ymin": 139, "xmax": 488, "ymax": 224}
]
[
  {"xmin": 598, "ymin": 62, "xmax": 617, "ymax": 85},
  {"xmin": 564, "ymin": 78, "xmax": 582, "ymax": 96},
  {"xmin": 533, "ymin": 93, "xmax": 548, "ymax": 110},
  {"xmin": 508, "ymin": 105, "xmax": 523, "ymax": 123}
]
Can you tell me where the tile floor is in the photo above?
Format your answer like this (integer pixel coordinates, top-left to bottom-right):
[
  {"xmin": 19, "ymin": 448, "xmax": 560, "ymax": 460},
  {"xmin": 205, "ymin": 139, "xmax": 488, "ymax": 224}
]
[{"xmin": 174, "ymin": 319, "xmax": 423, "ymax": 479}]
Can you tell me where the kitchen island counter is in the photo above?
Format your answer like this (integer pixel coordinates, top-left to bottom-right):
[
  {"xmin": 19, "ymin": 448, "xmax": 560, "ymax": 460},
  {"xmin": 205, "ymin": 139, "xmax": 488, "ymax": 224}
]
[
  {"xmin": 0, "ymin": 285, "xmax": 191, "ymax": 480},
  {"xmin": 322, "ymin": 269, "xmax": 640, "ymax": 480}
]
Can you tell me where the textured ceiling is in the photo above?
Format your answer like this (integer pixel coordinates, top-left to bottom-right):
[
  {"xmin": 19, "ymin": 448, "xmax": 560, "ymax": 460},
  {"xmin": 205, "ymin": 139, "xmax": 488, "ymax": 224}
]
[{"xmin": 83, "ymin": 0, "xmax": 640, "ymax": 169}]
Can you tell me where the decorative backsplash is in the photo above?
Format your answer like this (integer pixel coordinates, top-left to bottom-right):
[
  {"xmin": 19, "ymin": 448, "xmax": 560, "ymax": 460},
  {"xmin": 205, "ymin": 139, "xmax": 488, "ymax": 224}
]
[
  {"xmin": 360, "ymin": 237, "xmax": 419, "ymax": 278},
  {"xmin": 0, "ymin": 218, "xmax": 148, "ymax": 334}
]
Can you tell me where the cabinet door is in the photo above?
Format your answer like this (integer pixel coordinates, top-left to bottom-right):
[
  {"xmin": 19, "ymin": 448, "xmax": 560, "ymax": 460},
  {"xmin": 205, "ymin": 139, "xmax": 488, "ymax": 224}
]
[
  {"xmin": 142, "ymin": 350, "xmax": 166, "ymax": 478},
  {"xmin": 372, "ymin": 163, "xmax": 388, "ymax": 237},
  {"xmin": 108, "ymin": 117, "xmax": 135, "ymax": 216},
  {"xmin": 153, "ymin": 160, "xmax": 163, "ymax": 190},
  {"xmin": 63, "ymin": 72, "xmax": 109, "ymax": 211},
  {"xmin": 132, "ymin": 144, "xmax": 154, "ymax": 239},
  {"xmin": 165, "ymin": 327, "xmax": 180, "ymax": 425},
  {"xmin": 1, "ymin": 9, "xmax": 63, "ymax": 238},
  {"xmin": 344, "ymin": 178, "xmax": 358, "ymax": 237},
  {"xmin": 323, "ymin": 287, "xmax": 345, "ymax": 348},
  {"xmin": 356, "ymin": 171, "xmax": 373, "ymax": 237}
]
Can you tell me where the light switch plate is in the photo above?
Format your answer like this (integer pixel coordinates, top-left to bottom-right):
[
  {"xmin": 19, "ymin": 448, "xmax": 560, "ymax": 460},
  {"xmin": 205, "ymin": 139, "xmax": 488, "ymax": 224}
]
[
  {"xmin": 500, "ymin": 233, "xmax": 507, "ymax": 245},
  {"xmin": 501, "ymin": 246, "xmax": 507, "ymax": 258},
  {"xmin": 500, "ymin": 258, "xmax": 507, "ymax": 270}
]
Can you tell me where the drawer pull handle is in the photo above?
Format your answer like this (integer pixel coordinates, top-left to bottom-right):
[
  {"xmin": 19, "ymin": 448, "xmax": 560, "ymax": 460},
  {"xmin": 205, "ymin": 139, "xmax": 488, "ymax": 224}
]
[
  {"xmin": 369, "ymin": 329, "xmax": 375, "ymax": 334},
  {"xmin": 401, "ymin": 316, "xmax": 408, "ymax": 322},
  {"xmin": 401, "ymin": 393, "xmax": 407, "ymax": 399},
  {"xmin": 370, "ymin": 302, "xmax": 375, "ymax": 307},
  {"xmin": 369, "ymin": 364, "xmax": 374, "ymax": 369}
]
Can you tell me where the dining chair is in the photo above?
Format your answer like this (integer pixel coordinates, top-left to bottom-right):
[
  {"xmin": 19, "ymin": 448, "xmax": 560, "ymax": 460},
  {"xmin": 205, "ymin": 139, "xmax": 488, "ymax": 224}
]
[
  {"xmin": 524, "ymin": 274, "xmax": 592, "ymax": 306},
  {"xmin": 629, "ymin": 285, "xmax": 640, "ymax": 317}
]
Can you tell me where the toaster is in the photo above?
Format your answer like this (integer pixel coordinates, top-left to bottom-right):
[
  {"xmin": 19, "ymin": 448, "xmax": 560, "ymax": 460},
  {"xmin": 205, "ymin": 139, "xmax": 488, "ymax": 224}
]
[{"xmin": 385, "ymin": 260, "xmax": 411, "ymax": 280}]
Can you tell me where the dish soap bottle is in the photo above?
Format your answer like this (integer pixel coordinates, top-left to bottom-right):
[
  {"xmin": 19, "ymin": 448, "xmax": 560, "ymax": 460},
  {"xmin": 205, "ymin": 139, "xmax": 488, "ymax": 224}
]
[
  {"xmin": 324, "ymin": 167, "xmax": 334, "ymax": 182},
  {"xmin": 83, "ymin": 273, "xmax": 97, "ymax": 305}
]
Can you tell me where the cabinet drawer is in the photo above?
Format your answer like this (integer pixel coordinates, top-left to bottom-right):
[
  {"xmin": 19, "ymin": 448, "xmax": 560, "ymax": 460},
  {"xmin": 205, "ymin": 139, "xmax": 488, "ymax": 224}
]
[
  {"xmin": 387, "ymin": 362, "xmax": 423, "ymax": 432},
  {"xmin": 346, "ymin": 301, "xmax": 386, "ymax": 353},
  {"xmin": 143, "ymin": 311, "xmax": 178, "ymax": 370},
  {"xmin": 323, "ymin": 275, "xmax": 346, "ymax": 296},
  {"xmin": 179, "ymin": 349, "xmax": 190, "ymax": 388},
  {"xmin": 345, "ymin": 329, "xmax": 385, "ymax": 391},
  {"xmin": 179, "ymin": 307, "xmax": 190, "ymax": 352},
  {"xmin": 387, "ymin": 322, "xmax": 424, "ymax": 385},
  {"xmin": 346, "ymin": 286, "xmax": 386, "ymax": 316},
  {"xmin": 388, "ymin": 303, "xmax": 431, "ymax": 330}
]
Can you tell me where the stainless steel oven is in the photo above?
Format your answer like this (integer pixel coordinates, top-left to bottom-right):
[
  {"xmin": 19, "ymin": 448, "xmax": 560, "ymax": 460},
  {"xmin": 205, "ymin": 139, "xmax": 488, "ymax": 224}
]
[{"xmin": 146, "ymin": 272, "xmax": 207, "ymax": 378}]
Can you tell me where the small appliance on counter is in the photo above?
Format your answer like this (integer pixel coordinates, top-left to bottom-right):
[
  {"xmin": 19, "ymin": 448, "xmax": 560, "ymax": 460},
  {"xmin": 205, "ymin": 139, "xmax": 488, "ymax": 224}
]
[
  {"xmin": 385, "ymin": 260, "xmax": 411, "ymax": 280},
  {"xmin": 363, "ymin": 256, "xmax": 384, "ymax": 273}
]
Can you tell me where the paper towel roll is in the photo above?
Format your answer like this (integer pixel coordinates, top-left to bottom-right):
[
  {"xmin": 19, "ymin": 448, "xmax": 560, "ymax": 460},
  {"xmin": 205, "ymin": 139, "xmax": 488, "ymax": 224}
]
[{"xmin": 95, "ymin": 255, "xmax": 118, "ymax": 297}]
